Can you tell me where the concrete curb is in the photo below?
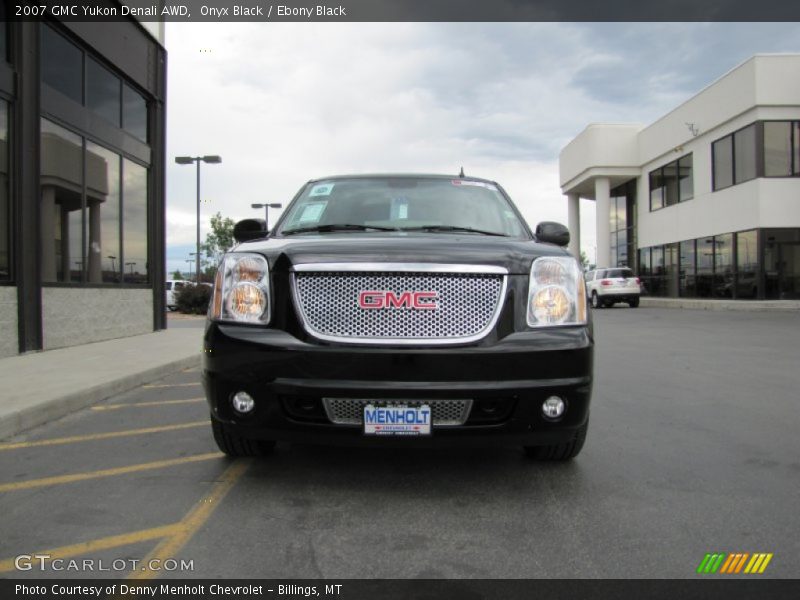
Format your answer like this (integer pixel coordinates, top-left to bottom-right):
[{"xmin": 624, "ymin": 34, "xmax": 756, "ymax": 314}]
[
  {"xmin": 640, "ymin": 297, "xmax": 800, "ymax": 312},
  {"xmin": 0, "ymin": 353, "xmax": 201, "ymax": 441}
]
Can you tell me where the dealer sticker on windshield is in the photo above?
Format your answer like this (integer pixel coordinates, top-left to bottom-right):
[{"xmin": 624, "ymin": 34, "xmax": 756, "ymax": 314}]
[{"xmin": 363, "ymin": 404, "xmax": 432, "ymax": 436}]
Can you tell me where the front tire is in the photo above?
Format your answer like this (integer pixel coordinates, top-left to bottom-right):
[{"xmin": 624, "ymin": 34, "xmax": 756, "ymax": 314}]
[
  {"xmin": 211, "ymin": 418, "xmax": 275, "ymax": 457},
  {"xmin": 628, "ymin": 297, "xmax": 640, "ymax": 308},
  {"xmin": 524, "ymin": 418, "xmax": 589, "ymax": 461}
]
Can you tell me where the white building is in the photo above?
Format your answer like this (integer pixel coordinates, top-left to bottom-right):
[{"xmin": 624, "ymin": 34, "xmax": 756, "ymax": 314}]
[{"xmin": 560, "ymin": 54, "xmax": 800, "ymax": 300}]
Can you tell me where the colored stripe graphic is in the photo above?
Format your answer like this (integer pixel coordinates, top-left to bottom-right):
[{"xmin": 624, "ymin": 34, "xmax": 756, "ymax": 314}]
[{"xmin": 699, "ymin": 552, "xmax": 772, "ymax": 575}]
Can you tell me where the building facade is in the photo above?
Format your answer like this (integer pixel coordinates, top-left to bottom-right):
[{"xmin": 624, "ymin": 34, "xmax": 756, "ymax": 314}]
[
  {"xmin": 0, "ymin": 12, "xmax": 167, "ymax": 358},
  {"xmin": 560, "ymin": 55, "xmax": 800, "ymax": 300}
]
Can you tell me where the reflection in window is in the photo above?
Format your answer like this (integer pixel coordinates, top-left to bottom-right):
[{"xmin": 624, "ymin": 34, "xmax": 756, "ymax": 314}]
[
  {"xmin": 86, "ymin": 142, "xmax": 121, "ymax": 283},
  {"xmin": 736, "ymin": 230, "xmax": 758, "ymax": 298},
  {"xmin": 123, "ymin": 159, "xmax": 148, "ymax": 283},
  {"xmin": 678, "ymin": 155, "xmax": 693, "ymax": 201},
  {"xmin": 649, "ymin": 170, "xmax": 664, "ymax": 211},
  {"xmin": 763, "ymin": 122, "xmax": 792, "ymax": 177},
  {"xmin": 41, "ymin": 25, "xmax": 83, "ymax": 104},
  {"xmin": 713, "ymin": 136, "xmax": 733, "ymax": 190},
  {"xmin": 41, "ymin": 119, "xmax": 84, "ymax": 283},
  {"xmin": 123, "ymin": 84, "xmax": 148, "ymax": 141},
  {"xmin": 86, "ymin": 57, "xmax": 121, "ymax": 127},
  {"xmin": 696, "ymin": 238, "xmax": 715, "ymax": 298},
  {"xmin": 649, "ymin": 154, "xmax": 692, "ymax": 211},
  {"xmin": 734, "ymin": 125, "xmax": 757, "ymax": 184},
  {"xmin": 0, "ymin": 101, "xmax": 8, "ymax": 279},
  {"xmin": 679, "ymin": 239, "xmax": 696, "ymax": 297},
  {"xmin": 714, "ymin": 233, "xmax": 734, "ymax": 297}
]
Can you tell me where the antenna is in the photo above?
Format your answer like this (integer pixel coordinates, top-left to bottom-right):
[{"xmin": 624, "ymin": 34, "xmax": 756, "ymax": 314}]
[{"xmin": 458, "ymin": 166, "xmax": 465, "ymax": 178}]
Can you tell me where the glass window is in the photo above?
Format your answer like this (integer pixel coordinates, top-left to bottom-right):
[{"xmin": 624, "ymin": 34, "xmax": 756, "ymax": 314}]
[
  {"xmin": 678, "ymin": 154, "xmax": 693, "ymax": 201},
  {"xmin": 41, "ymin": 25, "xmax": 83, "ymax": 104},
  {"xmin": 86, "ymin": 57, "xmax": 121, "ymax": 127},
  {"xmin": 696, "ymin": 237, "xmax": 715, "ymax": 297},
  {"xmin": 86, "ymin": 142, "xmax": 121, "ymax": 283},
  {"xmin": 794, "ymin": 123, "xmax": 800, "ymax": 176},
  {"xmin": 736, "ymin": 230, "xmax": 758, "ymax": 299},
  {"xmin": 734, "ymin": 124, "xmax": 757, "ymax": 184},
  {"xmin": 650, "ymin": 245, "xmax": 665, "ymax": 296},
  {"xmin": 713, "ymin": 136, "xmax": 733, "ymax": 190},
  {"xmin": 123, "ymin": 159, "xmax": 148, "ymax": 283},
  {"xmin": 649, "ymin": 169, "xmax": 664, "ymax": 210},
  {"xmin": 663, "ymin": 162, "xmax": 679, "ymax": 206},
  {"xmin": 41, "ymin": 119, "xmax": 84, "ymax": 283},
  {"xmin": 0, "ymin": 102, "xmax": 8, "ymax": 280},
  {"xmin": 617, "ymin": 229, "xmax": 628, "ymax": 266},
  {"xmin": 764, "ymin": 121, "xmax": 792, "ymax": 177},
  {"xmin": 714, "ymin": 233, "xmax": 734, "ymax": 297},
  {"xmin": 639, "ymin": 248, "xmax": 650, "ymax": 277},
  {"xmin": 123, "ymin": 84, "xmax": 148, "ymax": 141},
  {"xmin": 679, "ymin": 239, "xmax": 696, "ymax": 297}
]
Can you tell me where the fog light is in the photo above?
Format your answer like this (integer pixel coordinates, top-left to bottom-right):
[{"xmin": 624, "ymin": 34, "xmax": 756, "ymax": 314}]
[
  {"xmin": 231, "ymin": 391, "xmax": 255, "ymax": 414},
  {"xmin": 542, "ymin": 396, "xmax": 565, "ymax": 420}
]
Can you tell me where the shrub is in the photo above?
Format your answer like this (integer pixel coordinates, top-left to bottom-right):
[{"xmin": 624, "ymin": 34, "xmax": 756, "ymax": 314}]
[{"xmin": 176, "ymin": 283, "xmax": 212, "ymax": 315}]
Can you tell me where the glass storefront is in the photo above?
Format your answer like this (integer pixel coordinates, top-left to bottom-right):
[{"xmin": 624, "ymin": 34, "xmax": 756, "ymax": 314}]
[{"xmin": 639, "ymin": 228, "xmax": 800, "ymax": 299}]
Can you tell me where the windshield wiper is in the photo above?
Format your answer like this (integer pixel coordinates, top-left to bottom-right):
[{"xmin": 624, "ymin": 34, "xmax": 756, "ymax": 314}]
[
  {"xmin": 282, "ymin": 223, "xmax": 399, "ymax": 235},
  {"xmin": 398, "ymin": 225, "xmax": 508, "ymax": 237}
]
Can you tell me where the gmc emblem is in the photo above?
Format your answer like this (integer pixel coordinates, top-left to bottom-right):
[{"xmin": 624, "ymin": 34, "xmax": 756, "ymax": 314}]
[{"xmin": 358, "ymin": 290, "xmax": 439, "ymax": 310}]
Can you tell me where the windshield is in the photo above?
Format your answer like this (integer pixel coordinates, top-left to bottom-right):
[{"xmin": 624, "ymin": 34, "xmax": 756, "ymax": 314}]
[{"xmin": 277, "ymin": 177, "xmax": 529, "ymax": 238}]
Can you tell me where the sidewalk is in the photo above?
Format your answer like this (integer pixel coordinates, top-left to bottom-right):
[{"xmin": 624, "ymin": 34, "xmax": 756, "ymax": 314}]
[
  {"xmin": 0, "ymin": 327, "xmax": 203, "ymax": 440},
  {"xmin": 640, "ymin": 297, "xmax": 800, "ymax": 311}
]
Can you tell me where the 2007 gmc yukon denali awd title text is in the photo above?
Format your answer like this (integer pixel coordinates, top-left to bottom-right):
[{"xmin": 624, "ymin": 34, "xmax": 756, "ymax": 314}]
[{"xmin": 203, "ymin": 174, "xmax": 594, "ymax": 460}]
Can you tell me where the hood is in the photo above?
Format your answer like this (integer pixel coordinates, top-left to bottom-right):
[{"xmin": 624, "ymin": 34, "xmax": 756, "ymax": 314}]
[{"xmin": 235, "ymin": 233, "xmax": 570, "ymax": 275}]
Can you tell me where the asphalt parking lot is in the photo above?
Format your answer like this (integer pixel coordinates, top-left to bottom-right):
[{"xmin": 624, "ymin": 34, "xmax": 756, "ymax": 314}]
[{"xmin": 1, "ymin": 308, "xmax": 798, "ymax": 580}]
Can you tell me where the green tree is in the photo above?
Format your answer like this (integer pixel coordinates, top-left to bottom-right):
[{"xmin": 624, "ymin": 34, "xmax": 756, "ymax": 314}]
[
  {"xmin": 172, "ymin": 269, "xmax": 184, "ymax": 280},
  {"xmin": 579, "ymin": 250, "xmax": 590, "ymax": 269},
  {"xmin": 200, "ymin": 212, "xmax": 236, "ymax": 279}
]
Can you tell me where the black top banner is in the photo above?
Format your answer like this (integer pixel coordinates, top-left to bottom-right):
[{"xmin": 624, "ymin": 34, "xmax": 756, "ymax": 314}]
[{"xmin": 6, "ymin": 0, "xmax": 800, "ymax": 22}]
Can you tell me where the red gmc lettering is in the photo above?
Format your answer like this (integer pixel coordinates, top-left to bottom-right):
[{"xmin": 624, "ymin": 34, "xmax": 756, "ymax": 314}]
[{"xmin": 358, "ymin": 291, "xmax": 439, "ymax": 309}]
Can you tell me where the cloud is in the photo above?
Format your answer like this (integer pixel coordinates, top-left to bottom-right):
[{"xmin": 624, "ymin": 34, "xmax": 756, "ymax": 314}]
[{"xmin": 164, "ymin": 21, "xmax": 800, "ymax": 273}]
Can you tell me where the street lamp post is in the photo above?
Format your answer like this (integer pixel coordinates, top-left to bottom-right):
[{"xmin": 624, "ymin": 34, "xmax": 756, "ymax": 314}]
[
  {"xmin": 107, "ymin": 255, "xmax": 117, "ymax": 278},
  {"xmin": 175, "ymin": 155, "xmax": 222, "ymax": 284},
  {"xmin": 125, "ymin": 262, "xmax": 136, "ymax": 277},
  {"xmin": 250, "ymin": 202, "xmax": 283, "ymax": 233},
  {"xmin": 185, "ymin": 259, "xmax": 194, "ymax": 280}
]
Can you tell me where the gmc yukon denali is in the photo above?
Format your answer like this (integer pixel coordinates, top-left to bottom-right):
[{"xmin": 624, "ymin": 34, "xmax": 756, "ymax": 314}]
[{"xmin": 203, "ymin": 174, "xmax": 594, "ymax": 460}]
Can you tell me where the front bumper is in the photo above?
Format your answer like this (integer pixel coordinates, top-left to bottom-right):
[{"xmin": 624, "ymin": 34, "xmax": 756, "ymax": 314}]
[{"xmin": 203, "ymin": 323, "xmax": 593, "ymax": 448}]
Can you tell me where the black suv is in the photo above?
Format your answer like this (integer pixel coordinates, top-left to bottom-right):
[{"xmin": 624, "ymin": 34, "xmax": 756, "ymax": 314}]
[{"xmin": 203, "ymin": 174, "xmax": 593, "ymax": 460}]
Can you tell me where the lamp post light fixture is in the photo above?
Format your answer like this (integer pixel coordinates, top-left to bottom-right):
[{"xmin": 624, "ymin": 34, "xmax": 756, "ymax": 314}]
[
  {"xmin": 251, "ymin": 202, "xmax": 283, "ymax": 233},
  {"xmin": 175, "ymin": 155, "xmax": 222, "ymax": 284}
]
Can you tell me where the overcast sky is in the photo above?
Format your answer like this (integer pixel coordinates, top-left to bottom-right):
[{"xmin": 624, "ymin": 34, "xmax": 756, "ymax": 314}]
[{"xmin": 164, "ymin": 22, "xmax": 800, "ymax": 274}]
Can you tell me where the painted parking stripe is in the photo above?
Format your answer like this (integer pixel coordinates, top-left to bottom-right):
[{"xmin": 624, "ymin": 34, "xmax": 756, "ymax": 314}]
[
  {"xmin": 143, "ymin": 382, "xmax": 201, "ymax": 389},
  {"xmin": 0, "ymin": 523, "xmax": 182, "ymax": 573},
  {"xmin": 0, "ymin": 453, "xmax": 222, "ymax": 492},
  {"xmin": 91, "ymin": 398, "xmax": 205, "ymax": 411},
  {"xmin": 128, "ymin": 459, "xmax": 250, "ymax": 580},
  {"xmin": 0, "ymin": 421, "xmax": 207, "ymax": 451}
]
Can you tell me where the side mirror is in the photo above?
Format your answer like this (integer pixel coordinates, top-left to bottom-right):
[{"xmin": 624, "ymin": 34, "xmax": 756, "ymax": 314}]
[
  {"xmin": 233, "ymin": 218, "xmax": 267, "ymax": 243},
  {"xmin": 535, "ymin": 221, "xmax": 570, "ymax": 247}
]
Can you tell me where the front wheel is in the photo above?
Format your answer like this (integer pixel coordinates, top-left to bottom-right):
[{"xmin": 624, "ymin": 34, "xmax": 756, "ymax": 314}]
[
  {"xmin": 524, "ymin": 418, "xmax": 589, "ymax": 461},
  {"xmin": 628, "ymin": 297, "xmax": 640, "ymax": 308},
  {"xmin": 211, "ymin": 418, "xmax": 275, "ymax": 457}
]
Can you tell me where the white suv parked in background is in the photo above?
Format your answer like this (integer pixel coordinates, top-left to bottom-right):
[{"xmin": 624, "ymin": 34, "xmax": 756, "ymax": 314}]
[
  {"xmin": 585, "ymin": 267, "xmax": 641, "ymax": 308},
  {"xmin": 165, "ymin": 280, "xmax": 188, "ymax": 311}
]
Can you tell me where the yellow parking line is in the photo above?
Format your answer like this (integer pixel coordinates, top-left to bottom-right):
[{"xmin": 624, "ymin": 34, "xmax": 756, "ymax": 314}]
[
  {"xmin": 0, "ymin": 453, "xmax": 222, "ymax": 493},
  {"xmin": 91, "ymin": 398, "xmax": 205, "ymax": 411},
  {"xmin": 128, "ymin": 459, "xmax": 250, "ymax": 580},
  {"xmin": 0, "ymin": 421, "xmax": 207, "ymax": 451},
  {"xmin": 0, "ymin": 523, "xmax": 182, "ymax": 573},
  {"xmin": 143, "ymin": 383, "xmax": 201, "ymax": 389}
]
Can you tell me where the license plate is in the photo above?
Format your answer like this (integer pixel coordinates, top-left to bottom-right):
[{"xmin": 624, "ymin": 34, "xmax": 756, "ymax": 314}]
[{"xmin": 363, "ymin": 404, "xmax": 432, "ymax": 436}]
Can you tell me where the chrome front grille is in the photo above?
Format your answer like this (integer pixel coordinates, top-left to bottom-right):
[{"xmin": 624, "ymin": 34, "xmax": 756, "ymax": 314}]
[
  {"xmin": 322, "ymin": 398, "xmax": 472, "ymax": 426},
  {"xmin": 292, "ymin": 264, "xmax": 506, "ymax": 344}
]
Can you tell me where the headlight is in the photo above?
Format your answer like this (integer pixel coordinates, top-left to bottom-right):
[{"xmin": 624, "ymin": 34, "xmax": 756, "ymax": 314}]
[
  {"xmin": 210, "ymin": 253, "xmax": 271, "ymax": 324},
  {"xmin": 527, "ymin": 256, "xmax": 587, "ymax": 327}
]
